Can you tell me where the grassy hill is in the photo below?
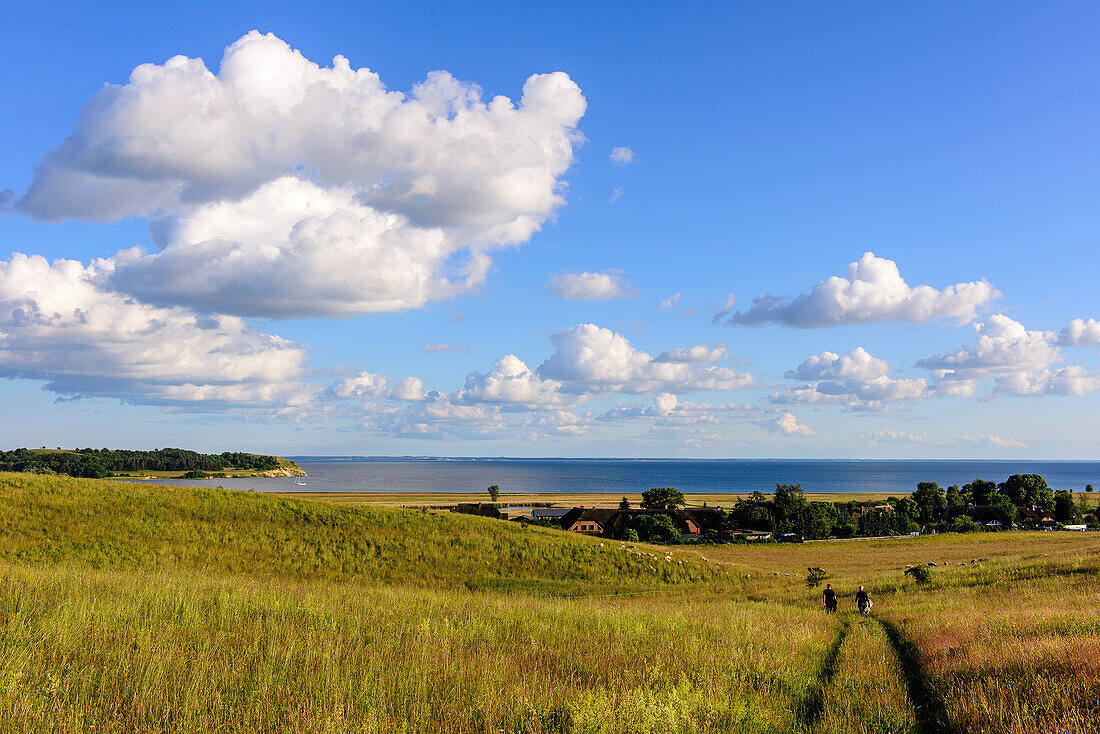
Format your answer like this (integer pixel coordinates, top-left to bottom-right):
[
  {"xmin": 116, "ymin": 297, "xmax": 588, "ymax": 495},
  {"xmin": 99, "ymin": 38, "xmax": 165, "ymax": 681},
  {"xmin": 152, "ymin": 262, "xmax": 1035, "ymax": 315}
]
[
  {"xmin": 4, "ymin": 472, "xmax": 1100, "ymax": 733},
  {"xmin": 0, "ymin": 472, "xmax": 721, "ymax": 594}
]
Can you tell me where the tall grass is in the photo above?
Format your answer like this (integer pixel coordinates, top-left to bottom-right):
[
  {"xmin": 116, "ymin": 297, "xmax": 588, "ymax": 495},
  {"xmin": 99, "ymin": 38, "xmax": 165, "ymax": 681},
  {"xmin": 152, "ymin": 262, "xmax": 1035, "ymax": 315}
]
[
  {"xmin": 0, "ymin": 562, "xmax": 833, "ymax": 733},
  {"xmin": 5, "ymin": 473, "xmax": 1100, "ymax": 732},
  {"xmin": 0, "ymin": 473, "xmax": 723, "ymax": 593},
  {"xmin": 882, "ymin": 572, "xmax": 1100, "ymax": 734},
  {"xmin": 811, "ymin": 616, "xmax": 917, "ymax": 734}
]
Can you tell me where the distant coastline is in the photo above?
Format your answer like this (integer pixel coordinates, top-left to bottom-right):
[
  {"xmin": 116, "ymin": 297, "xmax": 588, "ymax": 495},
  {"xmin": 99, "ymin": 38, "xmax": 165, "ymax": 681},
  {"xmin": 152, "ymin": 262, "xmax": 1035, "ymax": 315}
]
[
  {"xmin": 123, "ymin": 457, "xmax": 1100, "ymax": 496},
  {"xmin": 0, "ymin": 448, "xmax": 306, "ymax": 479},
  {"xmin": 287, "ymin": 455, "xmax": 1100, "ymax": 463}
]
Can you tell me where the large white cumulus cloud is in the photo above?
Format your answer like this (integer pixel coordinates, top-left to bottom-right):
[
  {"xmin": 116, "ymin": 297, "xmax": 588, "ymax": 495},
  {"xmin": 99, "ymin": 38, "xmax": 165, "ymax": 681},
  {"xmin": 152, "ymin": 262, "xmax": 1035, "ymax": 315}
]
[
  {"xmin": 21, "ymin": 31, "xmax": 586, "ymax": 318},
  {"xmin": 718, "ymin": 252, "xmax": 998, "ymax": 328},
  {"xmin": 918, "ymin": 314, "xmax": 1100, "ymax": 398},
  {"xmin": 106, "ymin": 178, "xmax": 460, "ymax": 317},
  {"xmin": 0, "ymin": 254, "xmax": 313, "ymax": 408},
  {"xmin": 537, "ymin": 324, "xmax": 754, "ymax": 394},
  {"xmin": 457, "ymin": 355, "xmax": 570, "ymax": 409},
  {"xmin": 773, "ymin": 346, "xmax": 927, "ymax": 411},
  {"xmin": 785, "ymin": 347, "xmax": 890, "ymax": 381}
]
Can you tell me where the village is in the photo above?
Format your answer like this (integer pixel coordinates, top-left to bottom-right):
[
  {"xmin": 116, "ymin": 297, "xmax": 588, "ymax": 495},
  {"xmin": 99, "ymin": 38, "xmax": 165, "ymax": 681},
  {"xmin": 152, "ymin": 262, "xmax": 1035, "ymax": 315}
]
[{"xmin": 454, "ymin": 477, "xmax": 1099, "ymax": 543}]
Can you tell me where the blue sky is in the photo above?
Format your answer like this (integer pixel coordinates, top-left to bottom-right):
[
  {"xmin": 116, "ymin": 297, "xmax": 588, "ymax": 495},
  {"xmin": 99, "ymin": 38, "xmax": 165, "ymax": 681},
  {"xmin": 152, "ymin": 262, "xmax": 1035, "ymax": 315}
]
[{"xmin": 2, "ymin": 1, "xmax": 1100, "ymax": 457}]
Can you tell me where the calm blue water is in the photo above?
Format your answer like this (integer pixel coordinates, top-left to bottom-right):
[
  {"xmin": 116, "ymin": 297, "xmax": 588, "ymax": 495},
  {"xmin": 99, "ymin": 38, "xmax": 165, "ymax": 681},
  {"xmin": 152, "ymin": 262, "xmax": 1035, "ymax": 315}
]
[{"xmin": 127, "ymin": 458, "xmax": 1100, "ymax": 495}]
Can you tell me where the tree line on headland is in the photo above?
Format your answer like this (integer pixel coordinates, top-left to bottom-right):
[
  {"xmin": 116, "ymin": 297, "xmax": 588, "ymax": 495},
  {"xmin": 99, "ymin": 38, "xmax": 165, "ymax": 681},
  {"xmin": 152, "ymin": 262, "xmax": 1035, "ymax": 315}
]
[{"xmin": 0, "ymin": 448, "xmax": 280, "ymax": 478}]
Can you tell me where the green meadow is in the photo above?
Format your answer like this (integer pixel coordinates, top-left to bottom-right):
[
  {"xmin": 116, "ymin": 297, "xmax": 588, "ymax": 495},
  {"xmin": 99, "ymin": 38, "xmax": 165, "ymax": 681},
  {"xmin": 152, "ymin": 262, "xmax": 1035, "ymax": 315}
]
[{"xmin": 1, "ymin": 472, "xmax": 1098, "ymax": 733}]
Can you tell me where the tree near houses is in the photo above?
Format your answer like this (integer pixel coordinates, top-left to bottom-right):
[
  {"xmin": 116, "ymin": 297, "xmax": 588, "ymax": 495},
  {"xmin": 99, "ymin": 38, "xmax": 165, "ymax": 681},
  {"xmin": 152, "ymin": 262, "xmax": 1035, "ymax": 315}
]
[
  {"xmin": 1053, "ymin": 490, "xmax": 1080, "ymax": 524},
  {"xmin": 989, "ymin": 492, "xmax": 1018, "ymax": 523},
  {"xmin": 911, "ymin": 481, "xmax": 946, "ymax": 524},
  {"xmin": 963, "ymin": 478, "xmax": 998, "ymax": 505},
  {"xmin": 618, "ymin": 496, "xmax": 631, "ymax": 509},
  {"xmin": 770, "ymin": 484, "xmax": 839, "ymax": 539},
  {"xmin": 892, "ymin": 497, "xmax": 921, "ymax": 528},
  {"xmin": 641, "ymin": 487, "xmax": 686, "ymax": 509},
  {"xmin": 631, "ymin": 513, "xmax": 681, "ymax": 542},
  {"xmin": 945, "ymin": 485, "xmax": 964, "ymax": 506},
  {"xmin": 771, "ymin": 483, "xmax": 805, "ymax": 531},
  {"xmin": 999, "ymin": 474, "xmax": 1054, "ymax": 510},
  {"xmin": 487, "ymin": 485, "xmax": 501, "ymax": 502}
]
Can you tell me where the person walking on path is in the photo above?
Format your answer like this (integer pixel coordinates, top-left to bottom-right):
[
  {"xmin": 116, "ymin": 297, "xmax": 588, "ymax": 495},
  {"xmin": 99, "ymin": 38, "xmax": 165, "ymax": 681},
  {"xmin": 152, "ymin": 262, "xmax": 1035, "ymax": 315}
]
[
  {"xmin": 856, "ymin": 585, "xmax": 872, "ymax": 616},
  {"xmin": 822, "ymin": 583, "xmax": 838, "ymax": 612}
]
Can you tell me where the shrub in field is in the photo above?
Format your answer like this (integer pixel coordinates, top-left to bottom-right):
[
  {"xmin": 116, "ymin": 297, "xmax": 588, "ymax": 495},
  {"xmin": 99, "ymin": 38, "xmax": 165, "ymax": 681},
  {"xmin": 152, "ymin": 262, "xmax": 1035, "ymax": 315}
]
[
  {"xmin": 904, "ymin": 564, "xmax": 933, "ymax": 584},
  {"xmin": 806, "ymin": 566, "xmax": 828, "ymax": 587}
]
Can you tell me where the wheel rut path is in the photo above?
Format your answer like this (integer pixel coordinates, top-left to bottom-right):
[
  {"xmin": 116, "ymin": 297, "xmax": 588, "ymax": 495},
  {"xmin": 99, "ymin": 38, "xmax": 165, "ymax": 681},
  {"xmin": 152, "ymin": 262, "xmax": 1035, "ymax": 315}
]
[
  {"xmin": 797, "ymin": 612, "xmax": 952, "ymax": 734},
  {"xmin": 876, "ymin": 617, "xmax": 954, "ymax": 734},
  {"xmin": 798, "ymin": 616, "xmax": 850, "ymax": 728}
]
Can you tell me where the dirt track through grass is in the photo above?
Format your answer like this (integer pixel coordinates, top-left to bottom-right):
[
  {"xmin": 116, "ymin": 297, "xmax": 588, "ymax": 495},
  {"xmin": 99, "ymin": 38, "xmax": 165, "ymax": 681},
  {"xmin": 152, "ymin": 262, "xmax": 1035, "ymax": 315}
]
[
  {"xmin": 798, "ymin": 616, "xmax": 850, "ymax": 728},
  {"xmin": 877, "ymin": 617, "xmax": 953, "ymax": 734},
  {"xmin": 798, "ymin": 612, "xmax": 920, "ymax": 734}
]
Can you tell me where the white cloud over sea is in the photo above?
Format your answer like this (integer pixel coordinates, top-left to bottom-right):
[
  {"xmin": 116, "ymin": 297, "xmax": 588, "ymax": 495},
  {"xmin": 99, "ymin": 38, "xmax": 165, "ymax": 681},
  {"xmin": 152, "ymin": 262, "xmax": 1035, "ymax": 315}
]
[
  {"xmin": 0, "ymin": 254, "xmax": 314, "ymax": 411},
  {"xmin": 4, "ymin": 30, "xmax": 1099, "ymax": 453},
  {"xmin": 20, "ymin": 31, "xmax": 586, "ymax": 319},
  {"xmin": 717, "ymin": 252, "xmax": 999, "ymax": 328}
]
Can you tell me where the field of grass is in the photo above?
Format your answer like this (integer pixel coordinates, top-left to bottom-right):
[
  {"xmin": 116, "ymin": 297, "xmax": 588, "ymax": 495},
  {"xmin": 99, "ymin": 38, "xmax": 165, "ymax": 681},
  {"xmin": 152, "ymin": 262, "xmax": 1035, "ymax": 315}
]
[
  {"xmin": 2, "ymin": 472, "xmax": 1099, "ymax": 732},
  {"xmin": 0, "ymin": 473, "xmax": 729, "ymax": 594}
]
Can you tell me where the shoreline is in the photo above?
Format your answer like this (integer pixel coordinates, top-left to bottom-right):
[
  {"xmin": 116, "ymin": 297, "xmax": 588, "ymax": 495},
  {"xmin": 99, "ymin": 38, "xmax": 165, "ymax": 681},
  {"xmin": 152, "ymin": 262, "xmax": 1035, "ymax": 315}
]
[{"xmin": 261, "ymin": 490, "xmax": 913, "ymax": 508}]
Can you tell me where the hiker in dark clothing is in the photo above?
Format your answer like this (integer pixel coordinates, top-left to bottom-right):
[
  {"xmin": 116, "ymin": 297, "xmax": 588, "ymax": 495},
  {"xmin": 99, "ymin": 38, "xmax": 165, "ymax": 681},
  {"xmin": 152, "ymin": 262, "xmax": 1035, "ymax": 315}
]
[
  {"xmin": 822, "ymin": 583, "xmax": 838, "ymax": 612},
  {"xmin": 856, "ymin": 586, "xmax": 872, "ymax": 616}
]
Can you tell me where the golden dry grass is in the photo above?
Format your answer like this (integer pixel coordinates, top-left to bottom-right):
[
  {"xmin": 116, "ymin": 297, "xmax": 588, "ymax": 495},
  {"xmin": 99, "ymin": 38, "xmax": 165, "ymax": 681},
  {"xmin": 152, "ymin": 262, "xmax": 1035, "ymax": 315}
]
[
  {"xmin": 812, "ymin": 616, "xmax": 917, "ymax": 734},
  {"xmin": 0, "ymin": 562, "xmax": 834, "ymax": 734},
  {"xmin": 4, "ymin": 473, "xmax": 1100, "ymax": 733},
  {"xmin": 884, "ymin": 570, "xmax": 1100, "ymax": 734}
]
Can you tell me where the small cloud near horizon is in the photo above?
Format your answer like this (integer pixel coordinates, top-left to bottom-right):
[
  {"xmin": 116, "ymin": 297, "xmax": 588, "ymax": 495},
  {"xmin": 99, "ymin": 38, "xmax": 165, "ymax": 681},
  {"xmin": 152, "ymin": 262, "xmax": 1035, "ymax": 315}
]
[{"xmin": 419, "ymin": 342, "xmax": 470, "ymax": 353}]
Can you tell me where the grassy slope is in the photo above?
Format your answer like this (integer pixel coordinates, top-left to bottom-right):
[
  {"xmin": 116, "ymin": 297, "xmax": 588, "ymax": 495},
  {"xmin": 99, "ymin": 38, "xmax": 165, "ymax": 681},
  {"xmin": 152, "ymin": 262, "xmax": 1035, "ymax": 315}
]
[
  {"xmin": 5, "ymin": 472, "xmax": 1100, "ymax": 733},
  {"xmin": 0, "ymin": 472, "xmax": 831, "ymax": 734},
  {"xmin": 0, "ymin": 472, "xmax": 721, "ymax": 594},
  {"xmin": 0, "ymin": 562, "xmax": 834, "ymax": 734}
]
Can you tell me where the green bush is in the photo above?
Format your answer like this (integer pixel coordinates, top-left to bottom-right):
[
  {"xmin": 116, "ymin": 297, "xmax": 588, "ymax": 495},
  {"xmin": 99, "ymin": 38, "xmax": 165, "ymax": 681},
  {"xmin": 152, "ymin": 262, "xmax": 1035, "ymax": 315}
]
[
  {"xmin": 904, "ymin": 565, "xmax": 933, "ymax": 584},
  {"xmin": 946, "ymin": 516, "xmax": 981, "ymax": 533}
]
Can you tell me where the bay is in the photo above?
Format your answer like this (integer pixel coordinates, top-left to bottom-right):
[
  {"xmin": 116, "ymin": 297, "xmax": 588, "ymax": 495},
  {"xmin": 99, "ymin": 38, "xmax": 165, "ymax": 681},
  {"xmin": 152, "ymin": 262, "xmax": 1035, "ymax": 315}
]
[{"xmin": 127, "ymin": 458, "xmax": 1100, "ymax": 495}]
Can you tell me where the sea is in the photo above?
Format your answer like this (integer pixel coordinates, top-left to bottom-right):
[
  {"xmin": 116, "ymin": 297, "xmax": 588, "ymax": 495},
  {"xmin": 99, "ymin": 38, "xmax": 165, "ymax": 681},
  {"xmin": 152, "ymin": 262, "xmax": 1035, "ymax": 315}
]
[{"xmin": 127, "ymin": 458, "xmax": 1100, "ymax": 496}]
